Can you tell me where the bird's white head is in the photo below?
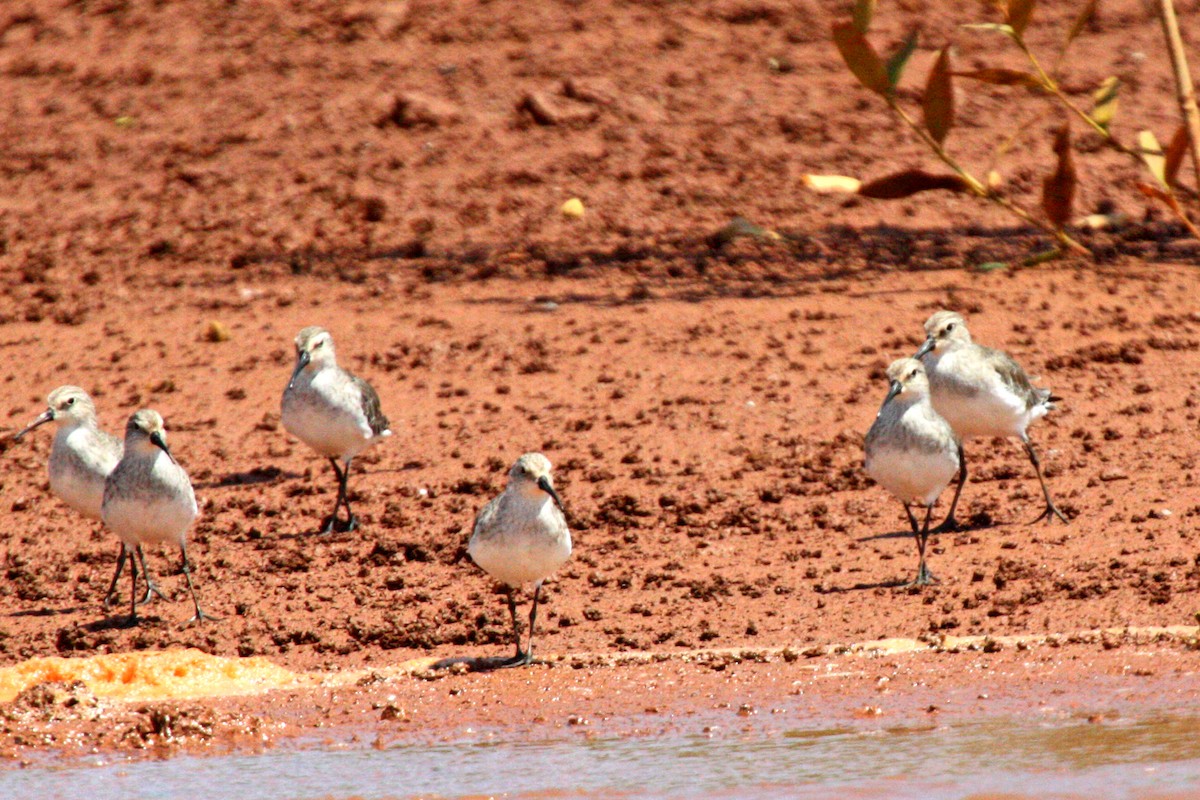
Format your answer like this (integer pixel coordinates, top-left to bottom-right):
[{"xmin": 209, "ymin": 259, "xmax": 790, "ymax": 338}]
[
  {"xmin": 508, "ymin": 452, "xmax": 563, "ymax": 510},
  {"xmin": 125, "ymin": 409, "xmax": 177, "ymax": 464},
  {"xmin": 881, "ymin": 357, "xmax": 931, "ymax": 409},
  {"xmin": 915, "ymin": 310, "xmax": 971, "ymax": 359},
  {"xmin": 14, "ymin": 385, "xmax": 98, "ymax": 440},
  {"xmin": 289, "ymin": 326, "xmax": 337, "ymax": 388}
]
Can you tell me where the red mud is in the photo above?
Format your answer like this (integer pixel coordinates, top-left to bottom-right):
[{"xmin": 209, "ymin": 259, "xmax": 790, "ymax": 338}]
[{"xmin": 0, "ymin": 0, "xmax": 1199, "ymax": 760}]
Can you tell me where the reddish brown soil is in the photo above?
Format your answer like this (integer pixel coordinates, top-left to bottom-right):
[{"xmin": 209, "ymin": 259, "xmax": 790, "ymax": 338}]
[{"xmin": 1, "ymin": 0, "xmax": 1200, "ymax": 758}]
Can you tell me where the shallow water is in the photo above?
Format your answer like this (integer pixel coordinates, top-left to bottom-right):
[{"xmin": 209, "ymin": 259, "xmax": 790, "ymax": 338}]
[{"xmin": 4, "ymin": 710, "xmax": 1200, "ymax": 800}]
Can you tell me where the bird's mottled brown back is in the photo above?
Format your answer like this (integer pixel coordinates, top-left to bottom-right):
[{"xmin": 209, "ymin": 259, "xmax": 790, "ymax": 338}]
[{"xmin": 351, "ymin": 373, "xmax": 390, "ymax": 435}]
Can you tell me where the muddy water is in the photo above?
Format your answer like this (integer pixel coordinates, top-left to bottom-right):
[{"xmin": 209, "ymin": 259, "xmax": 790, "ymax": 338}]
[{"xmin": 5, "ymin": 710, "xmax": 1199, "ymax": 800}]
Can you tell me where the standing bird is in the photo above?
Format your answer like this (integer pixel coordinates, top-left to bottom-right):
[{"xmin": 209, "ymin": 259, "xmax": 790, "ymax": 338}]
[
  {"xmin": 468, "ymin": 453, "xmax": 571, "ymax": 667},
  {"xmin": 915, "ymin": 310, "xmax": 1068, "ymax": 527},
  {"xmin": 13, "ymin": 386, "xmax": 163, "ymax": 609},
  {"xmin": 281, "ymin": 326, "xmax": 391, "ymax": 534},
  {"xmin": 102, "ymin": 409, "xmax": 215, "ymax": 624},
  {"xmin": 865, "ymin": 358, "xmax": 960, "ymax": 586}
]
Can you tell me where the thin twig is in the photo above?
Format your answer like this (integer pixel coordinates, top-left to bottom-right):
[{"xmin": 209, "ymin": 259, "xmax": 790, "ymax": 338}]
[
  {"xmin": 1159, "ymin": 0, "xmax": 1200, "ymax": 191},
  {"xmin": 886, "ymin": 97, "xmax": 1090, "ymax": 255}
]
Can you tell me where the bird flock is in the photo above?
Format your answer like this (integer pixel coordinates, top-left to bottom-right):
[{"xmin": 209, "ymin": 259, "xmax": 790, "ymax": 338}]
[
  {"xmin": 866, "ymin": 311, "xmax": 1065, "ymax": 586},
  {"xmin": 12, "ymin": 311, "xmax": 1059, "ymax": 666}
]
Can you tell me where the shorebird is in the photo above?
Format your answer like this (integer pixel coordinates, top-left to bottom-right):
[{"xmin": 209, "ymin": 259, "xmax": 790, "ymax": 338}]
[
  {"xmin": 102, "ymin": 409, "xmax": 216, "ymax": 624},
  {"xmin": 281, "ymin": 326, "xmax": 391, "ymax": 534},
  {"xmin": 14, "ymin": 386, "xmax": 164, "ymax": 609},
  {"xmin": 915, "ymin": 310, "xmax": 1068, "ymax": 527},
  {"xmin": 865, "ymin": 358, "xmax": 960, "ymax": 586},
  {"xmin": 468, "ymin": 453, "xmax": 571, "ymax": 667}
]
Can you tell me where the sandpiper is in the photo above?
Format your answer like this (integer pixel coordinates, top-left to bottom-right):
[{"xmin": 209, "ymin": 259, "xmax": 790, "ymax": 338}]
[
  {"xmin": 102, "ymin": 409, "xmax": 216, "ymax": 624},
  {"xmin": 281, "ymin": 326, "xmax": 391, "ymax": 534},
  {"xmin": 865, "ymin": 359, "xmax": 960, "ymax": 586},
  {"xmin": 915, "ymin": 310, "xmax": 1067, "ymax": 526},
  {"xmin": 14, "ymin": 386, "xmax": 164, "ymax": 609},
  {"xmin": 468, "ymin": 453, "xmax": 571, "ymax": 667}
]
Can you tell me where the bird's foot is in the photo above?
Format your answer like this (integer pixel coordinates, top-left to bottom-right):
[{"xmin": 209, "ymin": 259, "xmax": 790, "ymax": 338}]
[
  {"xmin": 138, "ymin": 581, "xmax": 169, "ymax": 606},
  {"xmin": 102, "ymin": 591, "xmax": 120, "ymax": 611},
  {"xmin": 495, "ymin": 650, "xmax": 534, "ymax": 669},
  {"xmin": 318, "ymin": 515, "xmax": 338, "ymax": 535},
  {"xmin": 122, "ymin": 613, "xmax": 141, "ymax": 628},
  {"xmin": 186, "ymin": 608, "xmax": 222, "ymax": 624},
  {"xmin": 1031, "ymin": 503, "xmax": 1069, "ymax": 525},
  {"xmin": 336, "ymin": 514, "xmax": 359, "ymax": 533},
  {"xmin": 933, "ymin": 514, "xmax": 961, "ymax": 534},
  {"xmin": 902, "ymin": 564, "xmax": 938, "ymax": 589}
]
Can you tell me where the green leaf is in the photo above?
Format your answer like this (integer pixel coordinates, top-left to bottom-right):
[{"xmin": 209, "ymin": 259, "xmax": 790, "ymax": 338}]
[
  {"xmin": 832, "ymin": 21, "xmax": 890, "ymax": 95},
  {"xmin": 924, "ymin": 48, "xmax": 954, "ymax": 146},
  {"xmin": 1021, "ymin": 248, "xmax": 1066, "ymax": 267},
  {"xmin": 885, "ymin": 29, "xmax": 919, "ymax": 89},
  {"xmin": 974, "ymin": 261, "xmax": 1009, "ymax": 272},
  {"xmin": 1007, "ymin": 0, "xmax": 1035, "ymax": 37},
  {"xmin": 1041, "ymin": 124, "xmax": 1076, "ymax": 228},
  {"xmin": 1089, "ymin": 76, "xmax": 1119, "ymax": 130},
  {"xmin": 1139, "ymin": 129, "xmax": 1167, "ymax": 188},
  {"xmin": 954, "ymin": 68, "xmax": 1045, "ymax": 88},
  {"xmin": 852, "ymin": 0, "xmax": 876, "ymax": 34}
]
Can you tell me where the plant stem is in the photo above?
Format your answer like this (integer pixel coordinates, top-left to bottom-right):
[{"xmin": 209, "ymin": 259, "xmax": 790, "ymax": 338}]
[
  {"xmin": 1159, "ymin": 0, "xmax": 1200, "ymax": 191},
  {"xmin": 885, "ymin": 96, "xmax": 1090, "ymax": 255},
  {"xmin": 1017, "ymin": 38, "xmax": 1141, "ymax": 159}
]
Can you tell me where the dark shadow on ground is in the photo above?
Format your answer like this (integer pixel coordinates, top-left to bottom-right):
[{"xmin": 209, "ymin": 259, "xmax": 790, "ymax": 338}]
[{"xmin": 218, "ymin": 220, "xmax": 1200, "ymax": 306}]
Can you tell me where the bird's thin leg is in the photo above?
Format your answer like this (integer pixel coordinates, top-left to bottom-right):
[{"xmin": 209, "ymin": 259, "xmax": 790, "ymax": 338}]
[
  {"xmin": 901, "ymin": 504, "xmax": 936, "ymax": 588},
  {"xmin": 935, "ymin": 442, "xmax": 968, "ymax": 532},
  {"xmin": 498, "ymin": 587, "xmax": 529, "ymax": 668},
  {"xmin": 103, "ymin": 543, "xmax": 129, "ymax": 610},
  {"xmin": 319, "ymin": 458, "xmax": 344, "ymax": 534},
  {"xmin": 915, "ymin": 505, "xmax": 938, "ymax": 586},
  {"xmin": 181, "ymin": 542, "xmax": 220, "ymax": 623},
  {"xmin": 524, "ymin": 583, "xmax": 543, "ymax": 666},
  {"xmin": 127, "ymin": 544, "xmax": 140, "ymax": 625},
  {"xmin": 137, "ymin": 545, "xmax": 168, "ymax": 605},
  {"xmin": 1023, "ymin": 435, "xmax": 1068, "ymax": 524},
  {"xmin": 338, "ymin": 457, "xmax": 358, "ymax": 532}
]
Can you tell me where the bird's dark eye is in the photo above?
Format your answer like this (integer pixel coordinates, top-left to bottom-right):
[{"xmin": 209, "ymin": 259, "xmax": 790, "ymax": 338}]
[
  {"xmin": 945, "ymin": 323, "xmax": 956, "ymax": 333},
  {"xmin": 908, "ymin": 370, "xmax": 918, "ymax": 380},
  {"xmin": 66, "ymin": 397, "xmax": 76, "ymax": 406}
]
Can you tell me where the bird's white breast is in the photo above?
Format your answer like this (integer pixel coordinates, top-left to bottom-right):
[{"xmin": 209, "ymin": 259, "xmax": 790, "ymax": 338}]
[
  {"xmin": 282, "ymin": 369, "xmax": 378, "ymax": 459},
  {"xmin": 926, "ymin": 349, "xmax": 1043, "ymax": 438},
  {"xmin": 469, "ymin": 494, "xmax": 572, "ymax": 588},
  {"xmin": 102, "ymin": 452, "xmax": 197, "ymax": 547},
  {"xmin": 49, "ymin": 426, "xmax": 119, "ymax": 519}
]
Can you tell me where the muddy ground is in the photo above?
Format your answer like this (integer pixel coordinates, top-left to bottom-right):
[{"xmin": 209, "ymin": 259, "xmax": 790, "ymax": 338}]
[{"xmin": 1, "ymin": 0, "xmax": 1200, "ymax": 760}]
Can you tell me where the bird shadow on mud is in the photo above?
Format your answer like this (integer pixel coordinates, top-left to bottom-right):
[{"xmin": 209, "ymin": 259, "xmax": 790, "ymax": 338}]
[
  {"xmin": 194, "ymin": 465, "xmax": 301, "ymax": 492},
  {"xmin": 425, "ymin": 654, "xmax": 547, "ymax": 673},
  {"xmin": 815, "ymin": 578, "xmax": 911, "ymax": 593},
  {"xmin": 224, "ymin": 220, "xmax": 1200, "ymax": 305},
  {"xmin": 856, "ymin": 515, "xmax": 1000, "ymax": 543},
  {"xmin": 8, "ymin": 605, "xmax": 85, "ymax": 618}
]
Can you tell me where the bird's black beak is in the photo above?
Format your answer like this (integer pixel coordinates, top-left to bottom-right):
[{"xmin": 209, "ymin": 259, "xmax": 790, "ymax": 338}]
[
  {"xmin": 287, "ymin": 350, "xmax": 311, "ymax": 390},
  {"xmin": 150, "ymin": 430, "xmax": 177, "ymax": 465},
  {"xmin": 877, "ymin": 380, "xmax": 903, "ymax": 416},
  {"xmin": 537, "ymin": 474, "xmax": 564, "ymax": 511},
  {"xmin": 884, "ymin": 379, "xmax": 903, "ymax": 405},
  {"xmin": 914, "ymin": 337, "xmax": 935, "ymax": 360},
  {"xmin": 13, "ymin": 410, "xmax": 54, "ymax": 441}
]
